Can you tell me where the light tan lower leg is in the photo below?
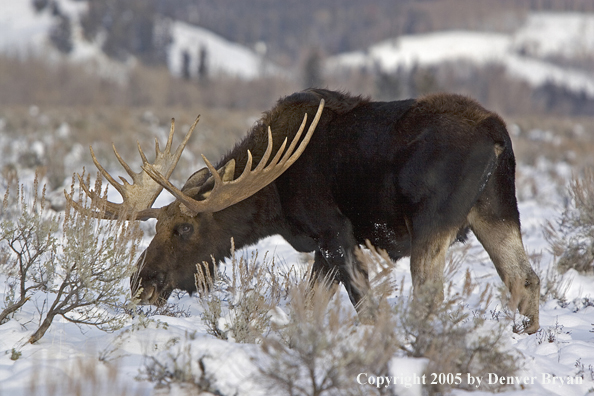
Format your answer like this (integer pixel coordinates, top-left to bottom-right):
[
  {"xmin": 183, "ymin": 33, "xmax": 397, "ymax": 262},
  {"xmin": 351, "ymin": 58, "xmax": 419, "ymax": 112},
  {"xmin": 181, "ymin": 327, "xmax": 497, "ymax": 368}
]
[
  {"xmin": 410, "ymin": 232, "xmax": 456, "ymax": 303},
  {"xmin": 468, "ymin": 208, "xmax": 540, "ymax": 334}
]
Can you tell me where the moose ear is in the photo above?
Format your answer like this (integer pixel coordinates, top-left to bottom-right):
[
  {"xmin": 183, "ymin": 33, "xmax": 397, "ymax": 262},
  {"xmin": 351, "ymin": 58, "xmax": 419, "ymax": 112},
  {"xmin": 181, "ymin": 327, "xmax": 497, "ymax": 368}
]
[
  {"xmin": 200, "ymin": 159, "xmax": 236, "ymax": 199},
  {"xmin": 184, "ymin": 159, "xmax": 236, "ymax": 201},
  {"xmin": 181, "ymin": 159, "xmax": 236, "ymax": 193},
  {"xmin": 182, "ymin": 167, "xmax": 210, "ymax": 191},
  {"xmin": 218, "ymin": 159, "xmax": 236, "ymax": 182}
]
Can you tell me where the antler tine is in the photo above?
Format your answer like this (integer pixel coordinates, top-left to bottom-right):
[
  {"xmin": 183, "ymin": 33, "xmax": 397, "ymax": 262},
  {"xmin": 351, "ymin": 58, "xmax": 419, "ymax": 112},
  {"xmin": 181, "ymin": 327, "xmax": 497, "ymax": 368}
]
[
  {"xmin": 168, "ymin": 116, "xmax": 199, "ymax": 178},
  {"xmin": 144, "ymin": 116, "xmax": 199, "ymax": 177},
  {"xmin": 69, "ymin": 115, "xmax": 200, "ymax": 221},
  {"xmin": 267, "ymin": 134, "xmax": 288, "ymax": 170},
  {"xmin": 282, "ymin": 98, "xmax": 324, "ymax": 167},
  {"xmin": 142, "ymin": 99, "xmax": 325, "ymax": 215},
  {"xmin": 232, "ymin": 128, "xmax": 275, "ymax": 185},
  {"xmin": 255, "ymin": 127, "xmax": 275, "ymax": 172},
  {"xmin": 165, "ymin": 118, "xmax": 175, "ymax": 152},
  {"xmin": 65, "ymin": 188, "xmax": 109, "ymax": 219},
  {"xmin": 90, "ymin": 146, "xmax": 126, "ymax": 197},
  {"xmin": 200, "ymin": 154, "xmax": 222, "ymax": 185},
  {"xmin": 65, "ymin": 177, "xmax": 161, "ymax": 220},
  {"xmin": 282, "ymin": 114, "xmax": 307, "ymax": 163},
  {"xmin": 111, "ymin": 144, "xmax": 137, "ymax": 184},
  {"xmin": 64, "ymin": 172, "xmax": 123, "ymax": 219},
  {"xmin": 137, "ymin": 140, "xmax": 150, "ymax": 166}
]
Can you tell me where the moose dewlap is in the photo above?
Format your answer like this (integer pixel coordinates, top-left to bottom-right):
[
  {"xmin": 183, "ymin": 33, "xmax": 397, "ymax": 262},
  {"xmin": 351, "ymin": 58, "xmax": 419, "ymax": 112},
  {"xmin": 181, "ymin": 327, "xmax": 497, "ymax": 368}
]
[{"xmin": 68, "ymin": 89, "xmax": 540, "ymax": 334}]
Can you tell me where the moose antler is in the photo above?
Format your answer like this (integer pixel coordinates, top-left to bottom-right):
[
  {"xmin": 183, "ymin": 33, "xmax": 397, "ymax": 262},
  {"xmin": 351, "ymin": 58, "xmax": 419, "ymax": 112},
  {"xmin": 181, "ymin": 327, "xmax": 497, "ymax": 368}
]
[
  {"xmin": 142, "ymin": 99, "xmax": 325, "ymax": 215},
  {"xmin": 66, "ymin": 116, "xmax": 198, "ymax": 220}
]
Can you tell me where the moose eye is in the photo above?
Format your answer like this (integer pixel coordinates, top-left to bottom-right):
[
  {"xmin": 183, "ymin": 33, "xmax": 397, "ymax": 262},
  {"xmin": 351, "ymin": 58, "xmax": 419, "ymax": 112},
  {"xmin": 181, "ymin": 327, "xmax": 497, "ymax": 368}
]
[{"xmin": 175, "ymin": 223, "xmax": 194, "ymax": 239}]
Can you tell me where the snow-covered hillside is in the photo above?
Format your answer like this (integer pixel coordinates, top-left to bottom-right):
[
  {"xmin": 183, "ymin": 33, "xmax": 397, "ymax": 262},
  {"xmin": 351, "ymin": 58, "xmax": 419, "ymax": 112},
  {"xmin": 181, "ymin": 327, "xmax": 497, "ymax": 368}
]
[
  {"xmin": 512, "ymin": 13, "xmax": 594, "ymax": 59},
  {"xmin": 327, "ymin": 13, "xmax": 594, "ymax": 98},
  {"xmin": 0, "ymin": 0, "xmax": 54, "ymax": 54},
  {"xmin": 0, "ymin": 0, "xmax": 279, "ymax": 81},
  {"xmin": 167, "ymin": 21, "xmax": 281, "ymax": 80},
  {"xmin": 3, "ymin": 1, "xmax": 594, "ymax": 94}
]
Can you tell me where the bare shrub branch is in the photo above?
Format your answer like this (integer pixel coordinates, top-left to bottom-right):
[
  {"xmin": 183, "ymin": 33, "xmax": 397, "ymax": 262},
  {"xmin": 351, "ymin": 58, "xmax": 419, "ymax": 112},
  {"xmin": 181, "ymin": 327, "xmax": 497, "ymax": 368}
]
[
  {"xmin": 24, "ymin": 172, "xmax": 143, "ymax": 343},
  {"xmin": 0, "ymin": 174, "xmax": 59, "ymax": 325},
  {"xmin": 546, "ymin": 168, "xmax": 594, "ymax": 274},
  {"xmin": 259, "ymin": 278, "xmax": 396, "ymax": 396}
]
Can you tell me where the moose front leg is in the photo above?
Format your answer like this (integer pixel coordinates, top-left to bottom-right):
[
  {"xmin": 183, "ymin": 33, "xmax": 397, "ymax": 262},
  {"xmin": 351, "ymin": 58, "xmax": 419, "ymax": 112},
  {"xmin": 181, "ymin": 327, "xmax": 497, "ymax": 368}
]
[
  {"xmin": 281, "ymin": 181, "xmax": 373, "ymax": 320},
  {"xmin": 310, "ymin": 217, "xmax": 374, "ymax": 322},
  {"xmin": 309, "ymin": 251, "xmax": 340, "ymax": 292},
  {"xmin": 313, "ymin": 245, "xmax": 369, "ymax": 308}
]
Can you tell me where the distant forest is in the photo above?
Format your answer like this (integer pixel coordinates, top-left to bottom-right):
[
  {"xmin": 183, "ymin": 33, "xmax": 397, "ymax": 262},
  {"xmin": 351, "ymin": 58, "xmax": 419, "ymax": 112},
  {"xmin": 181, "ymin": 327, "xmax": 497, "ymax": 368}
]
[
  {"xmin": 35, "ymin": 0, "xmax": 594, "ymax": 66},
  {"xmin": 163, "ymin": 0, "xmax": 594, "ymax": 64},
  {"xmin": 20, "ymin": 0, "xmax": 594, "ymax": 115}
]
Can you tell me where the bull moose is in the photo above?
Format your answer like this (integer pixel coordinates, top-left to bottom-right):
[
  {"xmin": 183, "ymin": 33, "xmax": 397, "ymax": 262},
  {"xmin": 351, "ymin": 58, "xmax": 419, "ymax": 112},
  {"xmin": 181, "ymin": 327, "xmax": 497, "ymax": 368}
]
[{"xmin": 68, "ymin": 89, "xmax": 540, "ymax": 334}]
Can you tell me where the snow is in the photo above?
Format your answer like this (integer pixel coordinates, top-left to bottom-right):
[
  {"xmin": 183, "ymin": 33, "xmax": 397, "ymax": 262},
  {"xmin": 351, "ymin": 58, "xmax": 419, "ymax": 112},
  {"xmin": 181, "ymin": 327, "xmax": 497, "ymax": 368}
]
[
  {"xmin": 0, "ymin": 0, "xmax": 280, "ymax": 82},
  {"xmin": 0, "ymin": 0, "xmax": 54, "ymax": 55},
  {"xmin": 327, "ymin": 12, "xmax": 594, "ymax": 98},
  {"xmin": 512, "ymin": 13, "xmax": 594, "ymax": 59},
  {"xmin": 505, "ymin": 55, "xmax": 594, "ymax": 97},
  {"xmin": 329, "ymin": 31, "xmax": 511, "ymax": 71},
  {"xmin": 2, "ymin": 132, "xmax": 594, "ymax": 395},
  {"xmin": 2, "ymin": 2, "xmax": 594, "ymax": 395},
  {"xmin": 168, "ymin": 21, "xmax": 281, "ymax": 80}
]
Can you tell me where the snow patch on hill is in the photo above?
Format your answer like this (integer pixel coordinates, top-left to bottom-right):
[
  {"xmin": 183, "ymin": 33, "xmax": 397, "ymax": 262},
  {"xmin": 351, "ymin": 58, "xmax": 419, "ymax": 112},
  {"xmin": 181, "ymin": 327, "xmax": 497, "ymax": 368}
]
[
  {"xmin": 0, "ymin": 0, "xmax": 281, "ymax": 81},
  {"xmin": 168, "ymin": 21, "xmax": 281, "ymax": 80},
  {"xmin": 0, "ymin": 0, "xmax": 54, "ymax": 55},
  {"xmin": 512, "ymin": 12, "xmax": 594, "ymax": 59},
  {"xmin": 328, "ymin": 12, "xmax": 594, "ymax": 97}
]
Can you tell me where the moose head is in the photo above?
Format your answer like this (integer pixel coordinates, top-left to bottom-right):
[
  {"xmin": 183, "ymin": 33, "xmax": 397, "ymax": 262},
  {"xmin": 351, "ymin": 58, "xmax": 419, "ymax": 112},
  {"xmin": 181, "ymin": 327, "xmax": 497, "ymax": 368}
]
[{"xmin": 67, "ymin": 100, "xmax": 325, "ymax": 305}]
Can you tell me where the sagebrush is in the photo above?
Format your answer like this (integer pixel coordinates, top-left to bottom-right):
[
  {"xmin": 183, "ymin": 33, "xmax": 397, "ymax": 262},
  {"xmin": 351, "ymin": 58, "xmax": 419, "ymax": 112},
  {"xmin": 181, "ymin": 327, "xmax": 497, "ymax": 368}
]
[
  {"xmin": 257, "ymin": 245, "xmax": 519, "ymax": 396},
  {"xmin": 546, "ymin": 168, "xmax": 594, "ymax": 274},
  {"xmin": 0, "ymin": 173, "xmax": 142, "ymax": 343},
  {"xmin": 195, "ymin": 239, "xmax": 289, "ymax": 343}
]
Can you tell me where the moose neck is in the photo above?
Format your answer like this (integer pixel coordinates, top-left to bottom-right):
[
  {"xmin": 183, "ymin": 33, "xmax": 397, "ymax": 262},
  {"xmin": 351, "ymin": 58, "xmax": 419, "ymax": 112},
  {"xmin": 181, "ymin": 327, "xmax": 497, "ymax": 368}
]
[{"xmin": 213, "ymin": 183, "xmax": 284, "ymax": 259}]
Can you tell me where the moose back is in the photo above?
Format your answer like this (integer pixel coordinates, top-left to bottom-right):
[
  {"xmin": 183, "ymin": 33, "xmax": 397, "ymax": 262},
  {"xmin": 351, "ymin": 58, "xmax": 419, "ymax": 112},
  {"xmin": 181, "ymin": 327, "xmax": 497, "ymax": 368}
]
[{"xmin": 69, "ymin": 89, "xmax": 540, "ymax": 334}]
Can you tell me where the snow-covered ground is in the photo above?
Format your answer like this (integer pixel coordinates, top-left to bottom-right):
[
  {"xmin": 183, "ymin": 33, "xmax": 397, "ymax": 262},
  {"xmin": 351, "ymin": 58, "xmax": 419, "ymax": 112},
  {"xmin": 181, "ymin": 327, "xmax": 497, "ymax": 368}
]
[
  {"xmin": 1, "ymin": 116, "xmax": 594, "ymax": 395},
  {"xmin": 2, "ymin": 2, "xmax": 594, "ymax": 395}
]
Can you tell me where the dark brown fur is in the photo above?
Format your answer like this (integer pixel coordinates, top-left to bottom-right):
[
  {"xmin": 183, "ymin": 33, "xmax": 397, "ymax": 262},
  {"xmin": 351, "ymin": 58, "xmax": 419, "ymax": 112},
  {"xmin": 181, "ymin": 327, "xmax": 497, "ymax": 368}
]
[{"xmin": 133, "ymin": 89, "xmax": 540, "ymax": 334}]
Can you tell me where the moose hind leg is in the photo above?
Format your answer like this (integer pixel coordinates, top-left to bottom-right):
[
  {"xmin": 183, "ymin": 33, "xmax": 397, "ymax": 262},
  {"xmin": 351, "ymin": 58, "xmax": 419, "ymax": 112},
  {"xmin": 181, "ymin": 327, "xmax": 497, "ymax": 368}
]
[
  {"xmin": 468, "ymin": 207, "xmax": 540, "ymax": 334},
  {"xmin": 409, "ymin": 228, "xmax": 458, "ymax": 304}
]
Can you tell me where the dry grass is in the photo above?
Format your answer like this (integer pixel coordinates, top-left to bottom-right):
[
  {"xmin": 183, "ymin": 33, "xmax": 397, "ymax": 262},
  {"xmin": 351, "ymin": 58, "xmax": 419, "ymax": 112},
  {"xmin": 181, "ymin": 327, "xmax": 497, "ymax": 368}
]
[
  {"xmin": 255, "ymin": 245, "xmax": 519, "ymax": 396},
  {"xmin": 259, "ymin": 276, "xmax": 396, "ymax": 396},
  {"xmin": 0, "ymin": 52, "xmax": 299, "ymax": 194},
  {"xmin": 141, "ymin": 337, "xmax": 222, "ymax": 395},
  {"xmin": 0, "ymin": 53, "xmax": 297, "ymax": 110},
  {"xmin": 546, "ymin": 168, "xmax": 594, "ymax": 275},
  {"xmin": 510, "ymin": 116, "xmax": 594, "ymax": 170},
  {"xmin": 0, "ymin": 102, "xmax": 260, "ymax": 195},
  {"xmin": 26, "ymin": 357, "xmax": 146, "ymax": 396}
]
